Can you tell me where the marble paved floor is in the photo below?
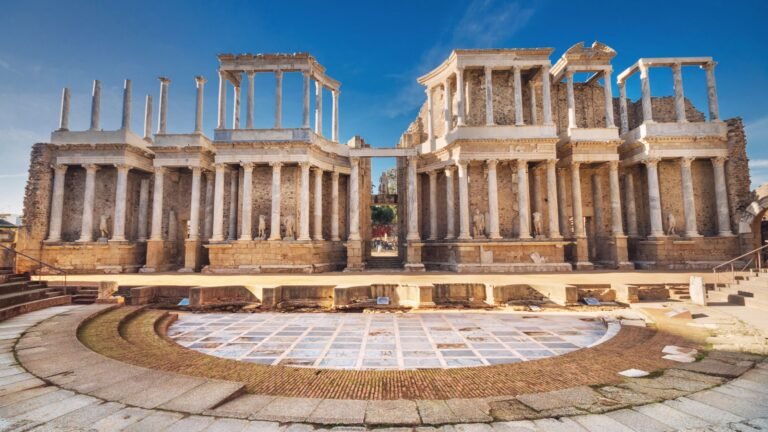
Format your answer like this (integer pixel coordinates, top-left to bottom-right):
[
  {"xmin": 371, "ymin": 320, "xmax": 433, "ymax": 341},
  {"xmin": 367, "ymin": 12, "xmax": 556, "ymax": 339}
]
[{"xmin": 169, "ymin": 312, "xmax": 613, "ymax": 370}]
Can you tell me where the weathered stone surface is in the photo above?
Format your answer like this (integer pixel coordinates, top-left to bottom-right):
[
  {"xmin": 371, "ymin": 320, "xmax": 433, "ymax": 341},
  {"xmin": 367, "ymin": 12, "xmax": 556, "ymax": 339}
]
[{"xmin": 365, "ymin": 400, "xmax": 421, "ymax": 425}]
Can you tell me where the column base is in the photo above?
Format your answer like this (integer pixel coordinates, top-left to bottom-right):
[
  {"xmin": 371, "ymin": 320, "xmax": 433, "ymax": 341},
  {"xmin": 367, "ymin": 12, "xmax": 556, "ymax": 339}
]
[
  {"xmin": 718, "ymin": 231, "xmax": 736, "ymax": 237},
  {"xmin": 404, "ymin": 263, "xmax": 426, "ymax": 272},
  {"xmin": 183, "ymin": 239, "xmax": 203, "ymax": 272},
  {"xmin": 685, "ymin": 232, "xmax": 703, "ymax": 238},
  {"xmin": 345, "ymin": 239, "xmax": 365, "ymax": 271}
]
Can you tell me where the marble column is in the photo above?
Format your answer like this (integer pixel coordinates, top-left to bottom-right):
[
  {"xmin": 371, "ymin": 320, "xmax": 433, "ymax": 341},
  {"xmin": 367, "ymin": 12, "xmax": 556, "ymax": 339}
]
[
  {"xmin": 298, "ymin": 163, "xmax": 311, "ymax": 241},
  {"xmin": 150, "ymin": 167, "xmax": 165, "ymax": 241},
  {"xmin": 529, "ymin": 80, "xmax": 538, "ymax": 125},
  {"xmin": 705, "ymin": 62, "xmax": 720, "ymax": 121},
  {"xmin": 238, "ymin": 163, "xmax": 253, "ymax": 241},
  {"xmin": 188, "ymin": 167, "xmax": 203, "ymax": 240},
  {"xmin": 313, "ymin": 168, "xmax": 324, "ymax": 240},
  {"xmin": 406, "ymin": 156, "xmax": 420, "ymax": 241},
  {"xmin": 348, "ymin": 158, "xmax": 361, "ymax": 241},
  {"xmin": 644, "ymin": 159, "xmax": 664, "ymax": 237},
  {"xmin": 58, "ymin": 88, "xmax": 70, "ymax": 131},
  {"xmin": 269, "ymin": 162, "xmax": 283, "ymax": 240},
  {"xmin": 275, "ymin": 70, "xmax": 283, "ymax": 128},
  {"xmin": 680, "ymin": 157, "xmax": 700, "ymax": 237},
  {"xmin": 444, "ymin": 166, "xmax": 455, "ymax": 239},
  {"xmin": 332, "ymin": 90, "xmax": 339, "ymax": 142},
  {"xmin": 195, "ymin": 76, "xmax": 206, "ymax": 133},
  {"xmin": 89, "ymin": 80, "xmax": 101, "ymax": 131},
  {"xmin": 245, "ymin": 72, "xmax": 255, "ymax": 129},
  {"xmin": 315, "ymin": 81, "xmax": 323, "ymax": 135},
  {"xmin": 426, "ymin": 87, "xmax": 434, "ymax": 147},
  {"xmin": 232, "ymin": 81, "xmax": 241, "ymax": 129},
  {"xmin": 608, "ymin": 161, "xmax": 623, "ymax": 236},
  {"xmin": 571, "ymin": 162, "xmax": 585, "ymax": 238},
  {"xmin": 443, "ymin": 80, "xmax": 452, "ymax": 134},
  {"xmin": 517, "ymin": 160, "xmax": 531, "ymax": 239},
  {"xmin": 302, "ymin": 72, "xmax": 311, "ymax": 128},
  {"xmin": 566, "ymin": 71, "xmax": 576, "ymax": 129},
  {"xmin": 158, "ymin": 77, "xmax": 170, "ymax": 134},
  {"xmin": 228, "ymin": 167, "xmax": 238, "ymax": 240},
  {"xmin": 111, "ymin": 164, "xmax": 130, "ymax": 241},
  {"xmin": 513, "ymin": 66, "xmax": 524, "ymax": 126},
  {"xmin": 428, "ymin": 171, "xmax": 437, "ymax": 240},
  {"xmin": 546, "ymin": 160, "xmax": 561, "ymax": 239},
  {"xmin": 618, "ymin": 82, "xmax": 628, "ymax": 134},
  {"xmin": 639, "ymin": 64, "xmax": 653, "ymax": 123},
  {"xmin": 121, "ymin": 80, "xmax": 132, "ymax": 130},
  {"xmin": 542, "ymin": 65, "xmax": 553, "ymax": 125},
  {"xmin": 77, "ymin": 164, "xmax": 99, "ymax": 242},
  {"xmin": 203, "ymin": 172, "xmax": 214, "ymax": 240},
  {"xmin": 137, "ymin": 178, "xmax": 149, "ymax": 242},
  {"xmin": 484, "ymin": 67, "xmax": 494, "ymax": 125},
  {"xmin": 592, "ymin": 174, "xmax": 604, "ymax": 236},
  {"xmin": 624, "ymin": 173, "xmax": 639, "ymax": 237},
  {"xmin": 456, "ymin": 69, "xmax": 466, "ymax": 126},
  {"xmin": 457, "ymin": 161, "xmax": 470, "ymax": 240},
  {"xmin": 217, "ymin": 72, "xmax": 226, "ymax": 129},
  {"xmin": 331, "ymin": 171, "xmax": 340, "ymax": 241},
  {"xmin": 211, "ymin": 164, "xmax": 226, "ymax": 242},
  {"xmin": 143, "ymin": 94, "xmax": 153, "ymax": 141},
  {"xmin": 603, "ymin": 70, "xmax": 614, "ymax": 127},
  {"xmin": 672, "ymin": 63, "xmax": 687, "ymax": 123},
  {"xmin": 487, "ymin": 160, "xmax": 501, "ymax": 239},
  {"xmin": 712, "ymin": 157, "xmax": 732, "ymax": 236},
  {"xmin": 557, "ymin": 167, "xmax": 569, "ymax": 237},
  {"xmin": 46, "ymin": 165, "xmax": 68, "ymax": 242}
]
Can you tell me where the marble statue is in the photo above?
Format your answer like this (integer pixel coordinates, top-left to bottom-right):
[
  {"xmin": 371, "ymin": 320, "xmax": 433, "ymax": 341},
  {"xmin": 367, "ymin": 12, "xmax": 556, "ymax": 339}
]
[
  {"xmin": 532, "ymin": 211, "xmax": 543, "ymax": 238},
  {"xmin": 472, "ymin": 209, "xmax": 486, "ymax": 239},
  {"xmin": 257, "ymin": 215, "xmax": 266, "ymax": 239},
  {"xmin": 99, "ymin": 214, "xmax": 109, "ymax": 240},
  {"xmin": 378, "ymin": 172, "xmax": 389, "ymax": 195},
  {"xmin": 283, "ymin": 214, "xmax": 296, "ymax": 240},
  {"xmin": 666, "ymin": 212, "xmax": 677, "ymax": 236}
]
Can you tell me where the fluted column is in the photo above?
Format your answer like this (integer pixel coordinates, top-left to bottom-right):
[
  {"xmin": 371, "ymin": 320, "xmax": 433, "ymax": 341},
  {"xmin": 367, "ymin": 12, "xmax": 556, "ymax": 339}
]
[
  {"xmin": 89, "ymin": 80, "xmax": 101, "ymax": 131},
  {"xmin": 269, "ymin": 162, "xmax": 283, "ymax": 240},
  {"xmin": 211, "ymin": 164, "xmax": 226, "ymax": 242},
  {"xmin": 298, "ymin": 162, "xmax": 311, "ymax": 241},
  {"xmin": 542, "ymin": 65, "xmax": 553, "ymax": 125},
  {"xmin": 111, "ymin": 164, "xmax": 130, "ymax": 241},
  {"xmin": 137, "ymin": 178, "xmax": 149, "ymax": 242},
  {"xmin": 546, "ymin": 160, "xmax": 561, "ymax": 239},
  {"xmin": 189, "ymin": 167, "xmax": 203, "ymax": 240},
  {"xmin": 529, "ymin": 80, "xmax": 538, "ymax": 125},
  {"xmin": 314, "ymin": 81, "xmax": 323, "ymax": 135},
  {"xmin": 672, "ymin": 63, "xmax": 687, "ymax": 123},
  {"xmin": 680, "ymin": 157, "xmax": 699, "ymax": 237},
  {"xmin": 484, "ymin": 67, "xmax": 494, "ymax": 125},
  {"xmin": 557, "ymin": 167, "xmax": 569, "ymax": 237},
  {"xmin": 406, "ymin": 156, "xmax": 420, "ymax": 241},
  {"xmin": 603, "ymin": 70, "xmax": 614, "ymax": 127},
  {"xmin": 624, "ymin": 173, "xmax": 639, "ymax": 237},
  {"xmin": 428, "ymin": 171, "xmax": 438, "ymax": 240},
  {"xmin": 443, "ymin": 80, "xmax": 452, "ymax": 134},
  {"xmin": 712, "ymin": 157, "xmax": 732, "ymax": 236},
  {"xmin": 456, "ymin": 69, "xmax": 466, "ymax": 126},
  {"xmin": 513, "ymin": 66, "xmax": 524, "ymax": 126},
  {"xmin": 275, "ymin": 70, "xmax": 283, "ymax": 128},
  {"xmin": 217, "ymin": 72, "xmax": 226, "ymax": 129},
  {"xmin": 143, "ymin": 95, "xmax": 153, "ymax": 140},
  {"xmin": 203, "ymin": 172, "xmax": 214, "ymax": 240},
  {"xmin": 571, "ymin": 162, "xmax": 585, "ymax": 238},
  {"xmin": 238, "ymin": 163, "xmax": 253, "ymax": 241},
  {"xmin": 150, "ymin": 167, "xmax": 165, "ymax": 241},
  {"xmin": 487, "ymin": 160, "xmax": 501, "ymax": 239},
  {"xmin": 705, "ymin": 62, "xmax": 719, "ymax": 121},
  {"xmin": 195, "ymin": 76, "xmax": 206, "ymax": 133},
  {"xmin": 331, "ymin": 171, "xmax": 340, "ymax": 241},
  {"xmin": 457, "ymin": 161, "xmax": 470, "ymax": 240},
  {"xmin": 228, "ymin": 167, "xmax": 238, "ymax": 240},
  {"xmin": 566, "ymin": 71, "xmax": 576, "ymax": 129},
  {"xmin": 121, "ymin": 80, "xmax": 132, "ymax": 130},
  {"xmin": 302, "ymin": 72, "xmax": 311, "ymax": 128},
  {"xmin": 46, "ymin": 165, "xmax": 68, "ymax": 242},
  {"xmin": 608, "ymin": 161, "xmax": 623, "ymax": 236},
  {"xmin": 444, "ymin": 166, "xmax": 455, "ymax": 239},
  {"xmin": 158, "ymin": 77, "xmax": 170, "ymax": 134},
  {"xmin": 232, "ymin": 81, "xmax": 241, "ymax": 129},
  {"xmin": 592, "ymin": 175, "xmax": 604, "ymax": 236},
  {"xmin": 618, "ymin": 81, "xmax": 628, "ymax": 134},
  {"xmin": 426, "ymin": 87, "xmax": 434, "ymax": 147},
  {"xmin": 77, "ymin": 164, "xmax": 99, "ymax": 242},
  {"xmin": 348, "ymin": 158, "xmax": 361, "ymax": 241},
  {"xmin": 640, "ymin": 64, "xmax": 653, "ymax": 123},
  {"xmin": 58, "ymin": 88, "xmax": 70, "ymax": 131},
  {"xmin": 644, "ymin": 158, "xmax": 664, "ymax": 237},
  {"xmin": 313, "ymin": 168, "xmax": 324, "ymax": 240},
  {"xmin": 332, "ymin": 90, "xmax": 339, "ymax": 142},
  {"xmin": 517, "ymin": 160, "xmax": 531, "ymax": 239},
  {"xmin": 245, "ymin": 72, "xmax": 255, "ymax": 129}
]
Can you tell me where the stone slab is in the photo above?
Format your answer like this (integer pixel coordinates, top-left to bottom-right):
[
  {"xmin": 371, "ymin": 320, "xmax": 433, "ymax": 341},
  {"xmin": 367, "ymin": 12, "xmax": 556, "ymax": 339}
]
[
  {"xmin": 490, "ymin": 421, "xmax": 538, "ymax": 432},
  {"xmin": 255, "ymin": 396, "xmax": 322, "ymax": 422},
  {"xmin": 0, "ymin": 385, "xmax": 57, "ymax": 408},
  {"xmin": 306, "ymin": 398, "xmax": 367, "ymax": 424},
  {"xmin": 242, "ymin": 420, "xmax": 284, "ymax": 432},
  {"xmin": 203, "ymin": 418, "xmax": 251, "ymax": 432},
  {"xmin": 10, "ymin": 394, "xmax": 96, "ymax": 423},
  {"xmin": 634, "ymin": 403, "xmax": 711, "ymax": 430},
  {"xmin": 446, "ymin": 399, "xmax": 493, "ymax": 422},
  {"xmin": 159, "ymin": 380, "xmax": 244, "ymax": 414},
  {"xmin": 163, "ymin": 415, "xmax": 216, "ymax": 432},
  {"xmin": 689, "ymin": 390, "xmax": 768, "ymax": 419},
  {"xmin": 0, "ymin": 377, "xmax": 47, "ymax": 398},
  {"xmin": 90, "ymin": 407, "xmax": 153, "ymax": 432},
  {"xmin": 663, "ymin": 397, "xmax": 744, "ymax": 424},
  {"xmin": 365, "ymin": 400, "xmax": 421, "ymax": 425},
  {"xmin": 0, "ymin": 389, "xmax": 74, "ymax": 418},
  {"xmin": 123, "ymin": 411, "xmax": 186, "ymax": 432},
  {"xmin": 533, "ymin": 418, "xmax": 589, "ymax": 432},
  {"xmin": 46, "ymin": 401, "xmax": 126, "ymax": 429},
  {"xmin": 417, "ymin": 400, "xmax": 460, "ymax": 425},
  {"xmin": 211, "ymin": 394, "xmax": 277, "ymax": 419},
  {"xmin": 606, "ymin": 408, "xmax": 675, "ymax": 432},
  {"xmin": 572, "ymin": 414, "xmax": 635, "ymax": 432},
  {"xmin": 674, "ymin": 359, "xmax": 752, "ymax": 378}
]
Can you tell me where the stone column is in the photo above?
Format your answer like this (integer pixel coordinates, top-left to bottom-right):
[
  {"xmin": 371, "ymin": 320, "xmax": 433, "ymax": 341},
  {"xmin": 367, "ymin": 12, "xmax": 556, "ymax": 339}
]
[
  {"xmin": 143, "ymin": 94, "xmax": 153, "ymax": 140},
  {"xmin": 121, "ymin": 80, "xmax": 132, "ymax": 130},
  {"xmin": 618, "ymin": 81, "xmax": 628, "ymax": 134},
  {"xmin": 314, "ymin": 81, "xmax": 323, "ymax": 135},
  {"xmin": 46, "ymin": 165, "xmax": 68, "ymax": 242},
  {"xmin": 566, "ymin": 71, "xmax": 576, "ymax": 129},
  {"xmin": 150, "ymin": 167, "xmax": 165, "ymax": 241},
  {"xmin": 644, "ymin": 158, "xmax": 664, "ymax": 237},
  {"xmin": 456, "ymin": 69, "xmax": 466, "ymax": 126},
  {"xmin": 275, "ymin": 70, "xmax": 283, "ymax": 128},
  {"xmin": 331, "ymin": 170, "xmax": 340, "ymax": 241},
  {"xmin": 546, "ymin": 160, "xmax": 561, "ymax": 239},
  {"xmin": 705, "ymin": 62, "xmax": 719, "ymax": 121},
  {"xmin": 245, "ymin": 72, "xmax": 255, "ymax": 129},
  {"xmin": 77, "ymin": 164, "xmax": 99, "ymax": 242},
  {"xmin": 484, "ymin": 67, "xmax": 494, "ymax": 125},
  {"xmin": 111, "ymin": 164, "xmax": 131, "ymax": 241},
  {"xmin": 137, "ymin": 178, "xmax": 149, "ymax": 242},
  {"xmin": 592, "ymin": 175, "xmax": 604, "ymax": 236},
  {"xmin": 571, "ymin": 162, "xmax": 585, "ymax": 238},
  {"xmin": 557, "ymin": 167, "xmax": 569, "ymax": 237},
  {"xmin": 426, "ymin": 87, "xmax": 434, "ymax": 147},
  {"xmin": 58, "ymin": 88, "xmax": 70, "ymax": 131},
  {"xmin": 624, "ymin": 173, "xmax": 639, "ymax": 237},
  {"xmin": 89, "ymin": 80, "xmax": 101, "ymax": 131},
  {"xmin": 608, "ymin": 161, "xmax": 623, "ymax": 236},
  {"xmin": 444, "ymin": 166, "xmax": 455, "ymax": 239},
  {"xmin": 513, "ymin": 66, "xmax": 524, "ymax": 126},
  {"xmin": 298, "ymin": 162, "xmax": 311, "ymax": 241},
  {"xmin": 228, "ymin": 167, "xmax": 238, "ymax": 240},
  {"xmin": 428, "ymin": 171, "xmax": 437, "ymax": 240},
  {"xmin": 313, "ymin": 168, "xmax": 324, "ymax": 240},
  {"xmin": 672, "ymin": 63, "xmax": 687, "ymax": 123},
  {"xmin": 211, "ymin": 165, "xmax": 226, "ymax": 242},
  {"xmin": 712, "ymin": 157, "xmax": 732, "ymax": 236},
  {"xmin": 542, "ymin": 65, "xmax": 553, "ymax": 125},
  {"xmin": 603, "ymin": 70, "xmax": 614, "ymax": 127},
  {"xmin": 406, "ymin": 156, "xmax": 420, "ymax": 241},
  {"xmin": 269, "ymin": 162, "xmax": 283, "ymax": 240},
  {"xmin": 443, "ymin": 80, "xmax": 452, "ymax": 134},
  {"xmin": 203, "ymin": 172, "xmax": 214, "ymax": 240},
  {"xmin": 217, "ymin": 72, "xmax": 226, "ymax": 129},
  {"xmin": 639, "ymin": 64, "xmax": 653, "ymax": 123},
  {"xmin": 517, "ymin": 160, "xmax": 531, "ymax": 239},
  {"xmin": 529, "ymin": 80, "xmax": 538, "ymax": 125},
  {"xmin": 348, "ymin": 158, "xmax": 361, "ymax": 241},
  {"xmin": 195, "ymin": 76, "xmax": 206, "ymax": 133},
  {"xmin": 188, "ymin": 167, "xmax": 203, "ymax": 240},
  {"xmin": 332, "ymin": 90, "xmax": 340, "ymax": 142},
  {"xmin": 457, "ymin": 161, "xmax": 470, "ymax": 240},
  {"xmin": 158, "ymin": 77, "xmax": 170, "ymax": 134},
  {"xmin": 487, "ymin": 160, "xmax": 501, "ymax": 239},
  {"xmin": 302, "ymin": 72, "xmax": 311, "ymax": 128},
  {"xmin": 238, "ymin": 163, "xmax": 253, "ymax": 241},
  {"xmin": 232, "ymin": 81, "xmax": 241, "ymax": 129},
  {"xmin": 679, "ymin": 157, "xmax": 700, "ymax": 237}
]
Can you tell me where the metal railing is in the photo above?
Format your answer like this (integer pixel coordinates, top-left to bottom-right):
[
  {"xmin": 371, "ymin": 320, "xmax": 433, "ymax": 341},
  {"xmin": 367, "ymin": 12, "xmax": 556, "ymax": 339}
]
[
  {"xmin": 712, "ymin": 242, "xmax": 768, "ymax": 286},
  {"xmin": 0, "ymin": 244, "xmax": 67, "ymax": 289}
]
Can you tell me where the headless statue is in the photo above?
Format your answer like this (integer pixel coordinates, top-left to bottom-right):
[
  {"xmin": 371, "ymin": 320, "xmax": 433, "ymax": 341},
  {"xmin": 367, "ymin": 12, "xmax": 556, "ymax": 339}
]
[
  {"xmin": 99, "ymin": 214, "xmax": 109, "ymax": 240},
  {"xmin": 283, "ymin": 214, "xmax": 296, "ymax": 240},
  {"xmin": 666, "ymin": 212, "xmax": 677, "ymax": 236},
  {"xmin": 472, "ymin": 209, "xmax": 486, "ymax": 239},
  {"xmin": 532, "ymin": 211, "xmax": 543, "ymax": 238},
  {"xmin": 257, "ymin": 215, "xmax": 266, "ymax": 239}
]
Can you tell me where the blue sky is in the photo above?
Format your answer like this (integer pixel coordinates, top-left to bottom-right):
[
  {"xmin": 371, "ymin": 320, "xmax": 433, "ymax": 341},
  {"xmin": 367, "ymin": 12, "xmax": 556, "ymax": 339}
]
[{"xmin": 0, "ymin": 0, "xmax": 766, "ymax": 214}]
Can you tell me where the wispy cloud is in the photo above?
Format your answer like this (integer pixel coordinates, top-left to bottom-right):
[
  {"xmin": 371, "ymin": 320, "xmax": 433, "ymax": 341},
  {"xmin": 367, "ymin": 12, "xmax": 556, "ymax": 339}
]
[
  {"xmin": 0, "ymin": 173, "xmax": 27, "ymax": 179},
  {"xmin": 751, "ymin": 159, "xmax": 768, "ymax": 189}
]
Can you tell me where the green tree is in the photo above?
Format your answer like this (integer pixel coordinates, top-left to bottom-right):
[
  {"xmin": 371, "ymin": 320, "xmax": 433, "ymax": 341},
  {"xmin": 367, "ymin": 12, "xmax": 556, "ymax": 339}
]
[{"xmin": 371, "ymin": 205, "xmax": 396, "ymax": 225}]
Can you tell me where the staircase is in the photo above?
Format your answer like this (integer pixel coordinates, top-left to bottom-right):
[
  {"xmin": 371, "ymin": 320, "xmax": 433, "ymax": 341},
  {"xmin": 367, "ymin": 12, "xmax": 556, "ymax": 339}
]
[
  {"xmin": 0, "ymin": 271, "xmax": 72, "ymax": 321},
  {"xmin": 365, "ymin": 257, "xmax": 403, "ymax": 270},
  {"xmin": 668, "ymin": 284, "xmax": 692, "ymax": 301},
  {"xmin": 711, "ymin": 268, "xmax": 768, "ymax": 309}
]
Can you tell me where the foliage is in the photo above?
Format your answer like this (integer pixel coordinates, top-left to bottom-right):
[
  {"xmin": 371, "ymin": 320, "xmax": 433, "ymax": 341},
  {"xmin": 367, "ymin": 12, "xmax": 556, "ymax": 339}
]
[{"xmin": 371, "ymin": 205, "xmax": 396, "ymax": 225}]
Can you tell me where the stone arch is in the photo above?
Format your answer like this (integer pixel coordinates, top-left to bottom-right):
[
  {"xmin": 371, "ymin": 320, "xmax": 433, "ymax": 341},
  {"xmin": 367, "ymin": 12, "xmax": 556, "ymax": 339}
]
[{"xmin": 738, "ymin": 186, "xmax": 768, "ymax": 251}]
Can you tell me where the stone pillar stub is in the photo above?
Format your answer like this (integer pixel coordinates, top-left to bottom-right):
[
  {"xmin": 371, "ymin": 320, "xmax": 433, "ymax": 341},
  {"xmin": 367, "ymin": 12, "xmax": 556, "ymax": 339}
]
[
  {"xmin": 541, "ymin": 65, "xmax": 553, "ymax": 125},
  {"xmin": 195, "ymin": 76, "xmax": 207, "ymax": 133},
  {"xmin": 58, "ymin": 88, "xmax": 70, "ymax": 131},
  {"xmin": 89, "ymin": 80, "xmax": 101, "ymax": 131},
  {"xmin": 121, "ymin": 80, "xmax": 132, "ymax": 131},
  {"xmin": 158, "ymin": 77, "xmax": 170, "ymax": 134}
]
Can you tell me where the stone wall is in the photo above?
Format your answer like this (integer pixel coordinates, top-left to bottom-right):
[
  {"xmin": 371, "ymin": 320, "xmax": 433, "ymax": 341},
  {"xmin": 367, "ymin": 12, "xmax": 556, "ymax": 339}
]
[
  {"xmin": 629, "ymin": 236, "xmax": 740, "ymax": 269},
  {"xmin": 725, "ymin": 118, "xmax": 752, "ymax": 232},
  {"xmin": 15, "ymin": 144, "xmax": 53, "ymax": 273},
  {"xmin": 205, "ymin": 241, "xmax": 346, "ymax": 273},
  {"xmin": 39, "ymin": 242, "xmax": 147, "ymax": 273}
]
